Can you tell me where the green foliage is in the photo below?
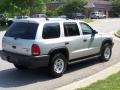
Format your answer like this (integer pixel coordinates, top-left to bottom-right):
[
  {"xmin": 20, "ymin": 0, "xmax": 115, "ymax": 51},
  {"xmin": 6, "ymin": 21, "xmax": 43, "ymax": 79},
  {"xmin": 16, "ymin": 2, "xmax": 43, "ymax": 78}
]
[
  {"xmin": 57, "ymin": 6, "xmax": 65, "ymax": 15},
  {"xmin": 47, "ymin": 0, "xmax": 86, "ymax": 17},
  {"xmin": 46, "ymin": 10, "xmax": 58, "ymax": 16},
  {"xmin": 117, "ymin": 29, "xmax": 120, "ymax": 36},
  {"xmin": 112, "ymin": 0, "xmax": 120, "ymax": 17},
  {"xmin": 0, "ymin": 26, "xmax": 7, "ymax": 31},
  {"xmin": 82, "ymin": 18, "xmax": 93, "ymax": 23},
  {"xmin": 62, "ymin": 0, "xmax": 86, "ymax": 14},
  {"xmin": 0, "ymin": 0, "xmax": 44, "ymax": 16},
  {"xmin": 0, "ymin": 0, "xmax": 86, "ymax": 17},
  {"xmin": 77, "ymin": 72, "xmax": 120, "ymax": 90}
]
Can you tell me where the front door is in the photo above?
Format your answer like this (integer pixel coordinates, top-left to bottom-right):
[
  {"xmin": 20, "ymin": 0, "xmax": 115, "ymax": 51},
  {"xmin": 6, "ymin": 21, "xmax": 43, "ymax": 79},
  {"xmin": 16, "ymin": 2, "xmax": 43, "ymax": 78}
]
[
  {"xmin": 63, "ymin": 22, "xmax": 85, "ymax": 60},
  {"xmin": 80, "ymin": 22, "xmax": 102, "ymax": 56}
]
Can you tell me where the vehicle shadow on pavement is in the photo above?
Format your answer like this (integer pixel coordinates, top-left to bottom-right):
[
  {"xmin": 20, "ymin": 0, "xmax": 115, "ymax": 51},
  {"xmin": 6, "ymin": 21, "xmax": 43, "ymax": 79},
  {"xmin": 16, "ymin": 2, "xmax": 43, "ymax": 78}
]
[
  {"xmin": 0, "ymin": 67, "xmax": 52, "ymax": 88},
  {"xmin": 0, "ymin": 58, "xmax": 102, "ymax": 88},
  {"xmin": 67, "ymin": 59, "xmax": 101, "ymax": 73}
]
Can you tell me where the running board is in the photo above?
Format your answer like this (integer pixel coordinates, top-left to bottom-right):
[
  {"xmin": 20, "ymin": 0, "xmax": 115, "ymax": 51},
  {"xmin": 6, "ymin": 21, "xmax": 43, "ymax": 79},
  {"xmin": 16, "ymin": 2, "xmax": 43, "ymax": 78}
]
[{"xmin": 68, "ymin": 55, "xmax": 101, "ymax": 65}]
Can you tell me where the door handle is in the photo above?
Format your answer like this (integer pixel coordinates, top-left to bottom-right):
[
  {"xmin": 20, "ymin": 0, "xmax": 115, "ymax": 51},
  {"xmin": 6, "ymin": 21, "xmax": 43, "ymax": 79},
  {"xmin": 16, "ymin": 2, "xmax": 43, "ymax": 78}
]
[
  {"xmin": 12, "ymin": 45, "xmax": 16, "ymax": 49},
  {"xmin": 83, "ymin": 39, "xmax": 87, "ymax": 42},
  {"xmin": 65, "ymin": 42, "xmax": 69, "ymax": 45}
]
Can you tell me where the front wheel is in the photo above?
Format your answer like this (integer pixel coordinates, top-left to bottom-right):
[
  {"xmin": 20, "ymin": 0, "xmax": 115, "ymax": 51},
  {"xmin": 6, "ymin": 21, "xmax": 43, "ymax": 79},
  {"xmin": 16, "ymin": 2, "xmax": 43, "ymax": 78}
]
[
  {"xmin": 48, "ymin": 53, "xmax": 67, "ymax": 78},
  {"xmin": 99, "ymin": 43, "xmax": 112, "ymax": 61}
]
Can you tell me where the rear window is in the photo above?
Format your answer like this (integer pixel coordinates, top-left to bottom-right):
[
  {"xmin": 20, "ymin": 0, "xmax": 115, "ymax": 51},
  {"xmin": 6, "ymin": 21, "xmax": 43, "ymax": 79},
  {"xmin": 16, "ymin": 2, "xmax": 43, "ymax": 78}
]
[{"xmin": 5, "ymin": 22, "xmax": 38, "ymax": 39}]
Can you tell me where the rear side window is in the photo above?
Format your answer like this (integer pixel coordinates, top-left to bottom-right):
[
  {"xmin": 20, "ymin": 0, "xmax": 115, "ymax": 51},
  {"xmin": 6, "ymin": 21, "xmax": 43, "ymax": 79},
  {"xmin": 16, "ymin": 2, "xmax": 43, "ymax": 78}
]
[
  {"xmin": 5, "ymin": 22, "xmax": 38, "ymax": 40},
  {"xmin": 42, "ymin": 23, "xmax": 60, "ymax": 39},
  {"xmin": 64, "ymin": 22, "xmax": 80, "ymax": 37}
]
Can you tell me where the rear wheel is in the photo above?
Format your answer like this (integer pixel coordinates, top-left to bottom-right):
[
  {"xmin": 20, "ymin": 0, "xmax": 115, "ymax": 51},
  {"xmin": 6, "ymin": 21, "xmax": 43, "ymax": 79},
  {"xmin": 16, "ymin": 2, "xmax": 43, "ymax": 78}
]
[
  {"xmin": 99, "ymin": 43, "xmax": 112, "ymax": 61},
  {"xmin": 14, "ymin": 64, "xmax": 28, "ymax": 70},
  {"xmin": 48, "ymin": 53, "xmax": 67, "ymax": 78}
]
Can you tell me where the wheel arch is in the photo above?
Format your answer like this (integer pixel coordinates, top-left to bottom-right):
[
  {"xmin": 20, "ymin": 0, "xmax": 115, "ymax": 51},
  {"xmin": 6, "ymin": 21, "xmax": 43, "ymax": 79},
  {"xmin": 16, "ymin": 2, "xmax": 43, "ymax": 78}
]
[
  {"xmin": 100, "ymin": 38, "xmax": 113, "ymax": 51},
  {"xmin": 48, "ymin": 46, "xmax": 69, "ymax": 61}
]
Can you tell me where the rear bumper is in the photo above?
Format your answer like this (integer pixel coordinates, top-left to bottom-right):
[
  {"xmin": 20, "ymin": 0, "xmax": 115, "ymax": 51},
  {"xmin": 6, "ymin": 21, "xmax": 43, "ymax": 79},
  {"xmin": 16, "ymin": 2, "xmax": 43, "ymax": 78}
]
[{"xmin": 1, "ymin": 50, "xmax": 49, "ymax": 68}]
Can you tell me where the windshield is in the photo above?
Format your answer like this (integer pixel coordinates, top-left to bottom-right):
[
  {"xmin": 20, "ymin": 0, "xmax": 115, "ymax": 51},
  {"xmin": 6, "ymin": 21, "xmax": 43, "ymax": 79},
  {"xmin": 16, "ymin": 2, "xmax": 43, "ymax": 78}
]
[{"xmin": 5, "ymin": 22, "xmax": 39, "ymax": 40}]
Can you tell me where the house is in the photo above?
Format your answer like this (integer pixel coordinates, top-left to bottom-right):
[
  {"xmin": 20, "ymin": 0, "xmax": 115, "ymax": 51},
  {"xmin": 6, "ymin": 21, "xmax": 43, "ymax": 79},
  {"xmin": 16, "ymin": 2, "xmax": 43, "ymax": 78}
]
[
  {"xmin": 47, "ymin": 0, "xmax": 112, "ymax": 17},
  {"xmin": 46, "ymin": 0, "xmax": 63, "ymax": 11},
  {"xmin": 85, "ymin": 0, "xmax": 112, "ymax": 17}
]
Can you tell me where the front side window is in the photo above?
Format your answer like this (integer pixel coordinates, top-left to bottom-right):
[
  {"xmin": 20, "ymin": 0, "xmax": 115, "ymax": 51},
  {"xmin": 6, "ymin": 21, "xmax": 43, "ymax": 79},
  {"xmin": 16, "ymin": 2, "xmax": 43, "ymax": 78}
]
[
  {"xmin": 80, "ymin": 23, "xmax": 93, "ymax": 35},
  {"xmin": 42, "ymin": 23, "xmax": 60, "ymax": 39},
  {"xmin": 64, "ymin": 22, "xmax": 80, "ymax": 37}
]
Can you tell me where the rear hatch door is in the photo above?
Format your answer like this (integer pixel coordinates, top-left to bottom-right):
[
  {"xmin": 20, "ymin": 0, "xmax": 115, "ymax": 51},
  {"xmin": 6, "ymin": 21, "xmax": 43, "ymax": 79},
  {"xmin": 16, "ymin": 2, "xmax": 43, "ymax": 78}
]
[{"xmin": 2, "ymin": 22, "xmax": 39, "ymax": 56}]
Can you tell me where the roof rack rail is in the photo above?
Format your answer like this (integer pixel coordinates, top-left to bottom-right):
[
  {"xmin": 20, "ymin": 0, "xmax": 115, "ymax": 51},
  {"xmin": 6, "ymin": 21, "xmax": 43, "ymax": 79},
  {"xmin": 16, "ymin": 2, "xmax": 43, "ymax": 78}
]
[{"xmin": 45, "ymin": 16, "xmax": 49, "ymax": 20}]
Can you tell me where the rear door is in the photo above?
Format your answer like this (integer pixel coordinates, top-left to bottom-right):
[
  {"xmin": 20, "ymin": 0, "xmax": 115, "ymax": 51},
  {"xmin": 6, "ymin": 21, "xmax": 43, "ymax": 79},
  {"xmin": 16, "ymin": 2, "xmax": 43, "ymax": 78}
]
[
  {"xmin": 63, "ymin": 22, "xmax": 86, "ymax": 60},
  {"xmin": 2, "ymin": 22, "xmax": 39, "ymax": 56}
]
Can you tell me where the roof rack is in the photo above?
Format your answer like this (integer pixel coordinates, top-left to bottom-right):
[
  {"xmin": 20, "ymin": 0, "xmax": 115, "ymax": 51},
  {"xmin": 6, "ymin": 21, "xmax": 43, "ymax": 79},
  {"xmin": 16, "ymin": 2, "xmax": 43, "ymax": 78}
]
[{"xmin": 45, "ymin": 16, "xmax": 49, "ymax": 20}]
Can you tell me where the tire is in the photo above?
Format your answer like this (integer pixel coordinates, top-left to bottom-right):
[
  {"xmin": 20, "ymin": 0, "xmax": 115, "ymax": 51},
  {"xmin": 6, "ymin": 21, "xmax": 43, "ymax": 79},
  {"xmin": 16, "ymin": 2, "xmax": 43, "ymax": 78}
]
[
  {"xmin": 99, "ymin": 43, "xmax": 112, "ymax": 61},
  {"xmin": 48, "ymin": 53, "xmax": 67, "ymax": 78},
  {"xmin": 14, "ymin": 64, "xmax": 28, "ymax": 70}
]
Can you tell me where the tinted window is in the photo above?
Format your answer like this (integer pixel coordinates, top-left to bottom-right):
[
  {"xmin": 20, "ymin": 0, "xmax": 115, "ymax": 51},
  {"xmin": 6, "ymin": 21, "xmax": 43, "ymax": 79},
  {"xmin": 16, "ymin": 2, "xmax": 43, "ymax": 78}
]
[
  {"xmin": 64, "ymin": 22, "xmax": 80, "ymax": 37},
  {"xmin": 80, "ymin": 23, "xmax": 93, "ymax": 35},
  {"xmin": 42, "ymin": 23, "xmax": 60, "ymax": 39},
  {"xmin": 5, "ymin": 22, "xmax": 38, "ymax": 40}
]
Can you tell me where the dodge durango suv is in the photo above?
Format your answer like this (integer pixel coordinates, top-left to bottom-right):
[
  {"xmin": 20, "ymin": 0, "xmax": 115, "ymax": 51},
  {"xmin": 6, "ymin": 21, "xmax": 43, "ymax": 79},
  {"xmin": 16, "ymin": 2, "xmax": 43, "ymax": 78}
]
[{"xmin": 1, "ymin": 18, "xmax": 114, "ymax": 77}]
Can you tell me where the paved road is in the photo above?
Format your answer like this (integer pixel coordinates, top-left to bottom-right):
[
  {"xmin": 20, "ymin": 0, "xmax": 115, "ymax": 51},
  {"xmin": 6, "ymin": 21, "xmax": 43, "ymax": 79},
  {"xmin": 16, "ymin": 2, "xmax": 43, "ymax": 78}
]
[
  {"xmin": 0, "ymin": 18, "xmax": 120, "ymax": 90},
  {"xmin": 89, "ymin": 18, "xmax": 120, "ymax": 33}
]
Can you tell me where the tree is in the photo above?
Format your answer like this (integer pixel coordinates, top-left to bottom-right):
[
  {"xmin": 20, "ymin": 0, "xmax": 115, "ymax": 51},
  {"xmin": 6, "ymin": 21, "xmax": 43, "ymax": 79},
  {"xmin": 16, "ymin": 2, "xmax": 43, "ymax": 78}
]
[
  {"xmin": 0, "ymin": 0, "xmax": 44, "ymax": 16},
  {"xmin": 45, "ymin": 0, "xmax": 86, "ymax": 16},
  {"xmin": 62, "ymin": 0, "xmax": 86, "ymax": 14},
  {"xmin": 112, "ymin": 0, "xmax": 120, "ymax": 17}
]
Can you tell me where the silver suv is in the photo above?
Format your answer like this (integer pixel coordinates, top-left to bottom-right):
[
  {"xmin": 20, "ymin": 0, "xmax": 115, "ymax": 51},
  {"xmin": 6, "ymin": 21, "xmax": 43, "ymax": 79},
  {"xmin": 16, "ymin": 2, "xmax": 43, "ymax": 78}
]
[{"xmin": 1, "ymin": 18, "xmax": 114, "ymax": 77}]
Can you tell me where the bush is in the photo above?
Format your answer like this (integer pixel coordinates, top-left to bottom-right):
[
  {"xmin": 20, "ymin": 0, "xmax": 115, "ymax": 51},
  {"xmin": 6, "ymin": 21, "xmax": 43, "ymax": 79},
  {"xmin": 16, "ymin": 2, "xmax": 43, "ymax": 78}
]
[
  {"xmin": 7, "ymin": 20, "xmax": 13, "ymax": 27},
  {"xmin": 46, "ymin": 10, "xmax": 59, "ymax": 17},
  {"xmin": 0, "ymin": 21, "xmax": 6, "ymax": 26}
]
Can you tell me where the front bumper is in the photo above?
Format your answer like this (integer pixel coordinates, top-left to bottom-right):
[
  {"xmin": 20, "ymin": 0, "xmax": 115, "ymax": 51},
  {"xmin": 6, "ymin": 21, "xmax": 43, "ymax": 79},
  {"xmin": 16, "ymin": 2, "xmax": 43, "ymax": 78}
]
[{"xmin": 1, "ymin": 50, "xmax": 49, "ymax": 68}]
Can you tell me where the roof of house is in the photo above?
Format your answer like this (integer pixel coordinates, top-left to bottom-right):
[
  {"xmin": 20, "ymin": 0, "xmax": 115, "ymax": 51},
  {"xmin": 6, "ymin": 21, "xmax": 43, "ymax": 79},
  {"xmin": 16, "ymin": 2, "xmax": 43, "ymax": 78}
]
[
  {"xmin": 47, "ymin": 0, "xmax": 112, "ymax": 10},
  {"xmin": 92, "ymin": 0, "xmax": 112, "ymax": 5},
  {"xmin": 85, "ymin": 0, "xmax": 112, "ymax": 9}
]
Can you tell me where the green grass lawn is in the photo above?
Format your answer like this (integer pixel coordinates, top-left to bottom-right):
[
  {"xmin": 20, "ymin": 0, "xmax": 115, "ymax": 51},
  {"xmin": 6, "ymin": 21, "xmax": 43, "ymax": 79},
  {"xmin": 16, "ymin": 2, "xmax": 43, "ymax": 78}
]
[
  {"xmin": 82, "ymin": 18, "xmax": 94, "ymax": 23},
  {"xmin": 117, "ymin": 29, "xmax": 120, "ymax": 36},
  {"xmin": 0, "ymin": 26, "xmax": 7, "ymax": 31},
  {"xmin": 77, "ymin": 72, "xmax": 120, "ymax": 90}
]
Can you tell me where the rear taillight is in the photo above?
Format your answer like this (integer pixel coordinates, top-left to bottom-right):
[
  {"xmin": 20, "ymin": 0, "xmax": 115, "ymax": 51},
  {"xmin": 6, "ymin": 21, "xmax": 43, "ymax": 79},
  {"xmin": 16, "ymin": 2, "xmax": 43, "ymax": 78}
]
[{"xmin": 32, "ymin": 44, "xmax": 40, "ymax": 56}]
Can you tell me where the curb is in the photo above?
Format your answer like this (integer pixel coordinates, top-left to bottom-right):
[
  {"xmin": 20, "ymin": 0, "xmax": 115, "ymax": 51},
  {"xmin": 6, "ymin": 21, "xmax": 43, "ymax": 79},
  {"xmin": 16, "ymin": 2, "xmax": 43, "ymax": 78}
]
[{"xmin": 54, "ymin": 62, "xmax": 120, "ymax": 90}]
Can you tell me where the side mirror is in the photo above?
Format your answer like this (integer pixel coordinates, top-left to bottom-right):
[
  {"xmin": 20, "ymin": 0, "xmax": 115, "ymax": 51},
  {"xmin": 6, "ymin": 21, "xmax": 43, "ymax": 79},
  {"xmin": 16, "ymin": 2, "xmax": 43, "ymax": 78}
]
[{"xmin": 92, "ymin": 30, "xmax": 98, "ymax": 36}]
